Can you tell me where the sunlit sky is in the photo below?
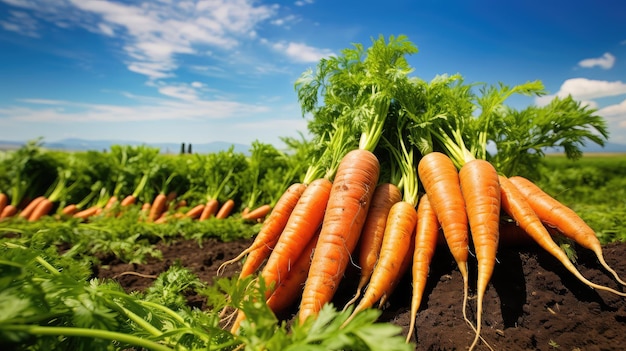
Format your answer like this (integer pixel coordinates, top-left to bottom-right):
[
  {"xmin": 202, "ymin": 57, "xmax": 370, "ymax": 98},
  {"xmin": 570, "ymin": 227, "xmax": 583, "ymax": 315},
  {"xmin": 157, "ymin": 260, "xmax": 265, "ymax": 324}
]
[{"xmin": 1, "ymin": 0, "xmax": 625, "ymax": 148}]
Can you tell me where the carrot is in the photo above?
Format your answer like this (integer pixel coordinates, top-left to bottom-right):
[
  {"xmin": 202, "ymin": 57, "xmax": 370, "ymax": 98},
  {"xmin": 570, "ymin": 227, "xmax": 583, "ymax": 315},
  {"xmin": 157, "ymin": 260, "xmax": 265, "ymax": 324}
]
[
  {"xmin": 343, "ymin": 200, "xmax": 417, "ymax": 327},
  {"xmin": 406, "ymin": 194, "xmax": 440, "ymax": 342},
  {"xmin": 61, "ymin": 204, "xmax": 78, "ymax": 216},
  {"xmin": 241, "ymin": 207, "xmax": 250, "ymax": 217},
  {"xmin": 185, "ymin": 204, "xmax": 205, "ymax": 219},
  {"xmin": 260, "ymin": 178, "xmax": 331, "ymax": 299},
  {"xmin": 28, "ymin": 198, "xmax": 54, "ymax": 221},
  {"xmin": 148, "ymin": 193, "xmax": 167, "ymax": 222},
  {"xmin": 344, "ymin": 183, "xmax": 402, "ymax": 310},
  {"xmin": 19, "ymin": 196, "xmax": 46, "ymax": 219},
  {"xmin": 73, "ymin": 205, "xmax": 100, "ymax": 220},
  {"xmin": 298, "ymin": 149, "xmax": 380, "ymax": 323},
  {"xmin": 217, "ymin": 183, "xmax": 307, "ymax": 277},
  {"xmin": 104, "ymin": 195, "xmax": 118, "ymax": 210},
  {"xmin": 1, "ymin": 204, "xmax": 17, "ymax": 219},
  {"xmin": 120, "ymin": 195, "xmax": 137, "ymax": 207},
  {"xmin": 215, "ymin": 199, "xmax": 235, "ymax": 219},
  {"xmin": 242, "ymin": 204, "xmax": 272, "ymax": 221},
  {"xmin": 0, "ymin": 193, "xmax": 7, "ymax": 215},
  {"xmin": 509, "ymin": 175, "xmax": 626, "ymax": 287},
  {"xmin": 458, "ymin": 159, "xmax": 501, "ymax": 351},
  {"xmin": 417, "ymin": 152, "xmax": 470, "ymax": 324},
  {"xmin": 199, "ymin": 199, "xmax": 219, "ymax": 221},
  {"xmin": 500, "ymin": 175, "xmax": 626, "ymax": 298}
]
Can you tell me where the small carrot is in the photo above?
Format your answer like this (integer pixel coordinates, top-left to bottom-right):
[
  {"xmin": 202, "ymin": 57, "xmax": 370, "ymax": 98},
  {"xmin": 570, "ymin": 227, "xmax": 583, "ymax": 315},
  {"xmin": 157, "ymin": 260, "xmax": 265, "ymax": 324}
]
[
  {"xmin": 260, "ymin": 178, "xmax": 331, "ymax": 299},
  {"xmin": 343, "ymin": 200, "xmax": 417, "ymax": 327},
  {"xmin": 61, "ymin": 204, "xmax": 78, "ymax": 216},
  {"xmin": 104, "ymin": 195, "xmax": 118, "ymax": 210},
  {"xmin": 242, "ymin": 204, "xmax": 272, "ymax": 221},
  {"xmin": 185, "ymin": 204, "xmax": 205, "ymax": 219},
  {"xmin": 459, "ymin": 159, "xmax": 501, "ymax": 351},
  {"xmin": 73, "ymin": 205, "xmax": 100, "ymax": 220},
  {"xmin": 241, "ymin": 207, "xmax": 250, "ymax": 217},
  {"xmin": 299, "ymin": 149, "xmax": 380, "ymax": 323},
  {"xmin": 215, "ymin": 199, "xmax": 235, "ymax": 219},
  {"xmin": 148, "ymin": 193, "xmax": 167, "ymax": 222},
  {"xmin": 28, "ymin": 198, "xmax": 54, "ymax": 221},
  {"xmin": 0, "ymin": 193, "xmax": 7, "ymax": 215},
  {"xmin": 500, "ymin": 175, "xmax": 626, "ymax": 298},
  {"xmin": 1, "ymin": 204, "xmax": 17, "ymax": 219},
  {"xmin": 344, "ymin": 183, "xmax": 402, "ymax": 310},
  {"xmin": 509, "ymin": 176, "xmax": 626, "ymax": 286},
  {"xmin": 19, "ymin": 196, "xmax": 46, "ymax": 219},
  {"xmin": 406, "ymin": 194, "xmax": 440, "ymax": 342},
  {"xmin": 417, "ymin": 152, "xmax": 470, "ymax": 324},
  {"xmin": 217, "ymin": 183, "xmax": 307, "ymax": 277},
  {"xmin": 199, "ymin": 199, "xmax": 219, "ymax": 221},
  {"xmin": 121, "ymin": 195, "xmax": 137, "ymax": 207}
]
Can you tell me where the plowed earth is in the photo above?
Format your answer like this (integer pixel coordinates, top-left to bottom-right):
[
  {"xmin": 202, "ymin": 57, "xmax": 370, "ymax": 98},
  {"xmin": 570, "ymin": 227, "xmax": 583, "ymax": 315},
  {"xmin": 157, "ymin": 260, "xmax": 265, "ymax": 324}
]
[{"xmin": 95, "ymin": 238, "xmax": 626, "ymax": 351}]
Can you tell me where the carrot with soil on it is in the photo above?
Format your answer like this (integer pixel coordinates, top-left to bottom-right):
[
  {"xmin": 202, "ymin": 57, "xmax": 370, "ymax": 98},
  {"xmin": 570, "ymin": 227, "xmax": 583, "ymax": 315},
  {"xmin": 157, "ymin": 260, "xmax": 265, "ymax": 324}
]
[
  {"xmin": 508, "ymin": 175, "xmax": 626, "ymax": 287},
  {"xmin": 217, "ymin": 182, "xmax": 307, "ymax": 276},
  {"xmin": 500, "ymin": 175, "xmax": 626, "ymax": 298},
  {"xmin": 406, "ymin": 193, "xmax": 440, "ymax": 342},
  {"xmin": 459, "ymin": 159, "xmax": 501, "ymax": 351},
  {"xmin": 343, "ymin": 182, "xmax": 403, "ymax": 310},
  {"xmin": 298, "ymin": 148, "xmax": 380, "ymax": 323}
]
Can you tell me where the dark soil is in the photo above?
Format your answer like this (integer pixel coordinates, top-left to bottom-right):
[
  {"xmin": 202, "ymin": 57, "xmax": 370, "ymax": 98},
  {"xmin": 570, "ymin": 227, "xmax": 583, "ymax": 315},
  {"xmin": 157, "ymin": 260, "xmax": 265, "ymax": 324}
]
[{"xmin": 96, "ymin": 238, "xmax": 626, "ymax": 351}]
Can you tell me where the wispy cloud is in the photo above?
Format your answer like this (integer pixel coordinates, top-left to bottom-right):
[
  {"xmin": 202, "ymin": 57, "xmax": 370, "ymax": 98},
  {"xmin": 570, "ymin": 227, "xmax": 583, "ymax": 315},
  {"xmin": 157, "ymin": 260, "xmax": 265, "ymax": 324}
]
[
  {"xmin": 271, "ymin": 41, "xmax": 334, "ymax": 63},
  {"xmin": 295, "ymin": 0, "xmax": 315, "ymax": 6},
  {"xmin": 578, "ymin": 52, "xmax": 615, "ymax": 69},
  {"xmin": 0, "ymin": 10, "xmax": 39, "ymax": 37}
]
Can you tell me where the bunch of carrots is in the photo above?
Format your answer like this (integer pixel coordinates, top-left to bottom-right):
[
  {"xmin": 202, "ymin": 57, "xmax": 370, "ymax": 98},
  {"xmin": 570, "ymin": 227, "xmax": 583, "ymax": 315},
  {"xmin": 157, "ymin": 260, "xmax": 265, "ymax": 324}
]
[{"xmin": 218, "ymin": 35, "xmax": 623, "ymax": 350}]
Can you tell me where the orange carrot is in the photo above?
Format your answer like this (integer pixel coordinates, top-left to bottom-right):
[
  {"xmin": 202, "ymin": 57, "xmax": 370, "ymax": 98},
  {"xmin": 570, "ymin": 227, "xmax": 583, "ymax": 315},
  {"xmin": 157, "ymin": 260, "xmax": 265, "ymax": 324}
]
[
  {"xmin": 120, "ymin": 195, "xmax": 136, "ymax": 207},
  {"xmin": 28, "ymin": 198, "xmax": 54, "ymax": 221},
  {"xmin": 260, "ymin": 178, "xmax": 332, "ymax": 299},
  {"xmin": 148, "ymin": 193, "xmax": 167, "ymax": 222},
  {"xmin": 1, "ymin": 204, "xmax": 17, "ymax": 219},
  {"xmin": 185, "ymin": 204, "xmax": 205, "ymax": 219},
  {"xmin": 199, "ymin": 199, "xmax": 219, "ymax": 221},
  {"xmin": 343, "ymin": 200, "xmax": 417, "ymax": 326},
  {"xmin": 509, "ymin": 176, "xmax": 626, "ymax": 286},
  {"xmin": 217, "ymin": 183, "xmax": 307, "ymax": 277},
  {"xmin": 73, "ymin": 205, "xmax": 100, "ymax": 220},
  {"xmin": 298, "ymin": 149, "xmax": 380, "ymax": 323},
  {"xmin": 241, "ymin": 207, "xmax": 250, "ymax": 217},
  {"xmin": 344, "ymin": 183, "xmax": 402, "ymax": 309},
  {"xmin": 104, "ymin": 195, "xmax": 118, "ymax": 210},
  {"xmin": 459, "ymin": 159, "xmax": 501, "ymax": 351},
  {"xmin": 417, "ymin": 152, "xmax": 470, "ymax": 323},
  {"xmin": 406, "ymin": 194, "xmax": 440, "ymax": 342},
  {"xmin": 215, "ymin": 199, "xmax": 235, "ymax": 219},
  {"xmin": 0, "ymin": 193, "xmax": 7, "ymax": 215},
  {"xmin": 19, "ymin": 196, "xmax": 46, "ymax": 219},
  {"xmin": 242, "ymin": 204, "xmax": 272, "ymax": 221},
  {"xmin": 500, "ymin": 175, "xmax": 626, "ymax": 298},
  {"xmin": 61, "ymin": 204, "xmax": 78, "ymax": 216}
]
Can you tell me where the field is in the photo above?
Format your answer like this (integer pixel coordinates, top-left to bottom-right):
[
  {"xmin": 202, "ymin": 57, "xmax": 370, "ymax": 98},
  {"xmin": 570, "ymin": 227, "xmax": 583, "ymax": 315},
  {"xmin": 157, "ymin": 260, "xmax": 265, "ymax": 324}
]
[{"xmin": 2, "ymin": 147, "xmax": 626, "ymax": 351}]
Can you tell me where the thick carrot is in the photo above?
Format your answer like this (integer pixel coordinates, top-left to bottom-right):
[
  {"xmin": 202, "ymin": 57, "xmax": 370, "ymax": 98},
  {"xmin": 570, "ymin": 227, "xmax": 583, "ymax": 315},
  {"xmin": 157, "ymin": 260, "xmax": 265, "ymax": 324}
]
[
  {"xmin": 243, "ymin": 204, "xmax": 272, "ymax": 221},
  {"xmin": 216, "ymin": 199, "xmax": 235, "ymax": 219},
  {"xmin": 344, "ymin": 183, "xmax": 402, "ymax": 309},
  {"xmin": 260, "ymin": 178, "xmax": 331, "ymax": 299},
  {"xmin": 343, "ymin": 200, "xmax": 417, "ymax": 327},
  {"xmin": 406, "ymin": 194, "xmax": 440, "ymax": 342},
  {"xmin": 1, "ymin": 204, "xmax": 17, "ymax": 219},
  {"xmin": 19, "ymin": 196, "xmax": 46, "ymax": 219},
  {"xmin": 185, "ymin": 204, "xmax": 205, "ymax": 219},
  {"xmin": 500, "ymin": 175, "xmax": 626, "ymax": 298},
  {"xmin": 217, "ymin": 183, "xmax": 307, "ymax": 277},
  {"xmin": 28, "ymin": 198, "xmax": 54, "ymax": 221},
  {"xmin": 148, "ymin": 193, "xmax": 167, "ymax": 222},
  {"xmin": 0, "ymin": 193, "xmax": 7, "ymax": 215},
  {"xmin": 417, "ymin": 152, "xmax": 470, "ymax": 323},
  {"xmin": 459, "ymin": 159, "xmax": 501, "ymax": 351},
  {"xmin": 298, "ymin": 149, "xmax": 380, "ymax": 323},
  {"xmin": 199, "ymin": 199, "xmax": 219, "ymax": 221},
  {"xmin": 509, "ymin": 176, "xmax": 626, "ymax": 286}
]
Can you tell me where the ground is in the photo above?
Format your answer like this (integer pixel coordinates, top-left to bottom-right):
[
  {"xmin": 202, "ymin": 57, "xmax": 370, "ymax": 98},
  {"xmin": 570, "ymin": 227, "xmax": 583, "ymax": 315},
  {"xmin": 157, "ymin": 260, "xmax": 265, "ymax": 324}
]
[{"xmin": 95, "ymin": 237, "xmax": 626, "ymax": 351}]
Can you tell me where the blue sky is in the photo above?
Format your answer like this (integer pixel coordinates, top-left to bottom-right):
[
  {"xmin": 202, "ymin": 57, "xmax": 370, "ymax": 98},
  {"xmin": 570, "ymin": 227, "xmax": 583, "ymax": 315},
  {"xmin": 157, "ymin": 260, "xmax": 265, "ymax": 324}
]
[{"xmin": 1, "ymin": 0, "xmax": 625, "ymax": 148}]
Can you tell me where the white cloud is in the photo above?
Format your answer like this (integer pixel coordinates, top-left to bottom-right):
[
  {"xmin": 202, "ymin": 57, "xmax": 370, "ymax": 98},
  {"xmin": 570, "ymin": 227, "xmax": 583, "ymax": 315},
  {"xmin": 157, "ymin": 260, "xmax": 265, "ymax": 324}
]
[
  {"xmin": 598, "ymin": 99, "xmax": 626, "ymax": 118},
  {"xmin": 272, "ymin": 41, "xmax": 334, "ymax": 63},
  {"xmin": 295, "ymin": 0, "xmax": 314, "ymax": 6},
  {"xmin": 578, "ymin": 52, "xmax": 616, "ymax": 69},
  {"xmin": 536, "ymin": 78, "xmax": 626, "ymax": 106}
]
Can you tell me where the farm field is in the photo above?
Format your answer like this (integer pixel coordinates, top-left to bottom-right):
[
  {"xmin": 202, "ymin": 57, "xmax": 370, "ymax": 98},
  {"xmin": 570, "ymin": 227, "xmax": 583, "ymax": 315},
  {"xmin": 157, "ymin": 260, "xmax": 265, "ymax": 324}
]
[{"xmin": 3, "ymin": 36, "xmax": 626, "ymax": 351}]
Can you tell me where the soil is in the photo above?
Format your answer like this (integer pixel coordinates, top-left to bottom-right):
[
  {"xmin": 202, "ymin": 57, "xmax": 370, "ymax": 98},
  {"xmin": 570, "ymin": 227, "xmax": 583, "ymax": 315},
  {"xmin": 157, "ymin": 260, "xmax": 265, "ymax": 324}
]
[{"xmin": 95, "ymin": 238, "xmax": 626, "ymax": 351}]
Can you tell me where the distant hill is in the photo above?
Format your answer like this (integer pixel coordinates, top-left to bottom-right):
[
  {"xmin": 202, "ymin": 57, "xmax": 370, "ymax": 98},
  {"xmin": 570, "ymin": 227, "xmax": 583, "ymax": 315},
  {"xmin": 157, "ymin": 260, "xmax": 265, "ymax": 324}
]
[{"xmin": 0, "ymin": 138, "xmax": 250, "ymax": 154}]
